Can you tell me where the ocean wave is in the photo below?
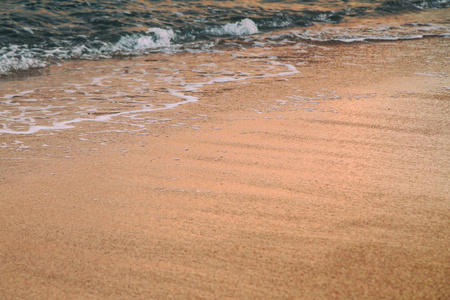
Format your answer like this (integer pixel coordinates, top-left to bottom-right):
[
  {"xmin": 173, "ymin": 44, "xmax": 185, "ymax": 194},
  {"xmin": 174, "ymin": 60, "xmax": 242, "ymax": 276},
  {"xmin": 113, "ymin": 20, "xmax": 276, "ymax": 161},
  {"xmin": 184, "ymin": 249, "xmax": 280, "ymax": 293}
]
[
  {"xmin": 0, "ymin": 46, "xmax": 48, "ymax": 75},
  {"xmin": 206, "ymin": 19, "xmax": 259, "ymax": 36},
  {"xmin": 1, "ymin": 0, "xmax": 449, "ymax": 77},
  {"xmin": 0, "ymin": 19, "xmax": 260, "ymax": 76},
  {"xmin": 0, "ymin": 27, "xmax": 177, "ymax": 75},
  {"xmin": 111, "ymin": 28, "xmax": 175, "ymax": 51},
  {"xmin": 377, "ymin": 0, "xmax": 450, "ymax": 13}
]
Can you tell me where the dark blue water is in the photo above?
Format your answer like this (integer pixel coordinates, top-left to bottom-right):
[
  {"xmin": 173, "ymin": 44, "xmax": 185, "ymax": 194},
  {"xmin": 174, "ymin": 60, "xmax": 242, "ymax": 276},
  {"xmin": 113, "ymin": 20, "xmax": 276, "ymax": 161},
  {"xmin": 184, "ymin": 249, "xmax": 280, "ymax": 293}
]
[{"xmin": 1, "ymin": 0, "xmax": 449, "ymax": 75}]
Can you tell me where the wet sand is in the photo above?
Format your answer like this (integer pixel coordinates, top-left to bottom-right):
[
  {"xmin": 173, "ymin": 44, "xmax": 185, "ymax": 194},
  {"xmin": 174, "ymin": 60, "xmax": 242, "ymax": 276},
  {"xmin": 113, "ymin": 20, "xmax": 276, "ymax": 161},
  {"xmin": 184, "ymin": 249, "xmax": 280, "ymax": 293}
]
[{"xmin": 0, "ymin": 37, "xmax": 449, "ymax": 298}]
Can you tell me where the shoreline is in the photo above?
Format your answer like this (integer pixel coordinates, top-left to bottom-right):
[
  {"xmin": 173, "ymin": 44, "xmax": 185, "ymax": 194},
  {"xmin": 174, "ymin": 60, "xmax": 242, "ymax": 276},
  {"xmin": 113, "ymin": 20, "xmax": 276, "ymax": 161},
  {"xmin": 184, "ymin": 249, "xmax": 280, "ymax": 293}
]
[
  {"xmin": 2, "ymin": 6, "xmax": 450, "ymax": 82},
  {"xmin": 1, "ymin": 36, "xmax": 449, "ymax": 298}
]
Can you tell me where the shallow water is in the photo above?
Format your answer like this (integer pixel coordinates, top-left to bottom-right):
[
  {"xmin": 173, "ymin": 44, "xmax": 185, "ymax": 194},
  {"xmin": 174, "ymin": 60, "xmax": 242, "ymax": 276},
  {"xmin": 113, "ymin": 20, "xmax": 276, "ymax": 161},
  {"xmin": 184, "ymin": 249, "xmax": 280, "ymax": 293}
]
[
  {"xmin": 0, "ymin": 47, "xmax": 302, "ymax": 135},
  {"xmin": 1, "ymin": 30, "xmax": 448, "ymax": 139}
]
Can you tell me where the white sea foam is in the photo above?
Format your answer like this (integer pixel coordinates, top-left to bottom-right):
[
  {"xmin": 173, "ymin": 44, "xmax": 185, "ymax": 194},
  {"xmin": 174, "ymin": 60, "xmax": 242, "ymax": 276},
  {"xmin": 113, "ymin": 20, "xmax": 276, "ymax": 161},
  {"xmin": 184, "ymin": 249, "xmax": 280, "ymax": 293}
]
[
  {"xmin": 0, "ymin": 93, "xmax": 198, "ymax": 135},
  {"xmin": 59, "ymin": 28, "xmax": 176, "ymax": 57},
  {"xmin": 0, "ymin": 53, "xmax": 301, "ymax": 135},
  {"xmin": 207, "ymin": 19, "xmax": 259, "ymax": 36},
  {"xmin": 0, "ymin": 27, "xmax": 176, "ymax": 75},
  {"xmin": 0, "ymin": 54, "xmax": 48, "ymax": 75},
  {"xmin": 111, "ymin": 28, "xmax": 174, "ymax": 51},
  {"xmin": 22, "ymin": 27, "xmax": 34, "ymax": 34},
  {"xmin": 2, "ymin": 90, "xmax": 35, "ymax": 99}
]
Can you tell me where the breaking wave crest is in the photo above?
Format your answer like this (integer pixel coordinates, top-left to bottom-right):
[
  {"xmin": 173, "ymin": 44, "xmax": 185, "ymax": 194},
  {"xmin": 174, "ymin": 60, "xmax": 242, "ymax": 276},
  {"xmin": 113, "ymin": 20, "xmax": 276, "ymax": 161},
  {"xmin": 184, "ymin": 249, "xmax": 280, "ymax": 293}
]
[
  {"xmin": 112, "ymin": 28, "xmax": 175, "ymax": 51},
  {"xmin": 0, "ymin": 51, "xmax": 48, "ymax": 75},
  {"xmin": 206, "ymin": 19, "xmax": 259, "ymax": 36}
]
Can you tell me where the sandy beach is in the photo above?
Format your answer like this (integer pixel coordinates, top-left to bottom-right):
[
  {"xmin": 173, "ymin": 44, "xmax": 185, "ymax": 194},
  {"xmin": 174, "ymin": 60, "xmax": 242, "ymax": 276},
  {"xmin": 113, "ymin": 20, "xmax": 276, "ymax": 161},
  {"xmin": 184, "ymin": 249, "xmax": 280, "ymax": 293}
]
[{"xmin": 0, "ymin": 36, "xmax": 449, "ymax": 298}]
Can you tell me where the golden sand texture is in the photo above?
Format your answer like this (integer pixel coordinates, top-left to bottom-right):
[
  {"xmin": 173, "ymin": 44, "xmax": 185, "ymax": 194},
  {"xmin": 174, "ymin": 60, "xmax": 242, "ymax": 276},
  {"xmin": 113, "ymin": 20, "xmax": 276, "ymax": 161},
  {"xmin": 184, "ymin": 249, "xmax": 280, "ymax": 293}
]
[{"xmin": 0, "ymin": 37, "xmax": 449, "ymax": 299}]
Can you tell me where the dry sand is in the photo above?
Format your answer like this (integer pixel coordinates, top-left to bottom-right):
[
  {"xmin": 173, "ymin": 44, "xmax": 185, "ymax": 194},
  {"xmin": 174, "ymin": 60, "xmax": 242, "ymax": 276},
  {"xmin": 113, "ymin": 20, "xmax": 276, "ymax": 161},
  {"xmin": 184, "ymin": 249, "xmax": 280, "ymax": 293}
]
[{"xmin": 0, "ymin": 37, "xmax": 449, "ymax": 299}]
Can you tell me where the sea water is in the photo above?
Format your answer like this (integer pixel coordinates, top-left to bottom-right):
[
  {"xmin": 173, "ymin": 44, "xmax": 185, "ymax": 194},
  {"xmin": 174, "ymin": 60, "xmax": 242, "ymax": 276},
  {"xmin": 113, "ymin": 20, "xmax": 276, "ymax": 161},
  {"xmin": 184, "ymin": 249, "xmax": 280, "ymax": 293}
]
[
  {"xmin": 1, "ymin": 0, "xmax": 449, "ymax": 76},
  {"xmin": 0, "ymin": 0, "xmax": 449, "ymax": 135}
]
